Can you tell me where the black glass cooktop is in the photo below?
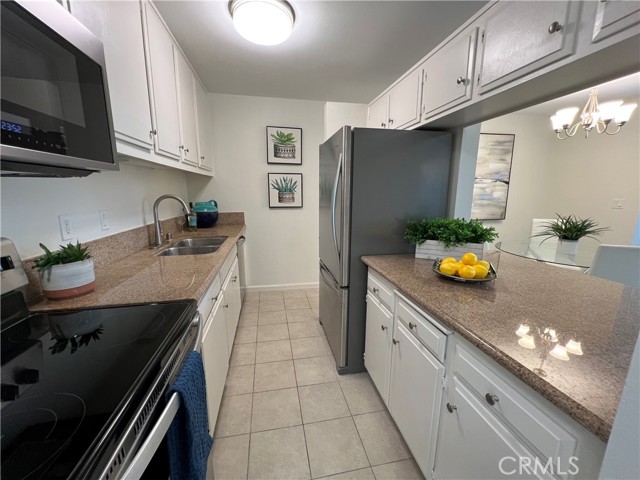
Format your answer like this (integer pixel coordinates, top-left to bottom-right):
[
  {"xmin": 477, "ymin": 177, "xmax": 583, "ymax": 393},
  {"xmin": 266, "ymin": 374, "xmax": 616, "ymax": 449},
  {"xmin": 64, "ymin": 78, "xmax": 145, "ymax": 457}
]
[{"xmin": 1, "ymin": 300, "xmax": 197, "ymax": 480}]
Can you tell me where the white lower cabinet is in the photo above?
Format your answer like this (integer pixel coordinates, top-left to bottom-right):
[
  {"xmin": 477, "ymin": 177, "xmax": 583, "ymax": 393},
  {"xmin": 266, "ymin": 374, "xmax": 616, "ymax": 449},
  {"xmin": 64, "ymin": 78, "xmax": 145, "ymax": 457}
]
[
  {"xmin": 364, "ymin": 293, "xmax": 393, "ymax": 404},
  {"xmin": 388, "ymin": 320, "xmax": 445, "ymax": 478},
  {"xmin": 222, "ymin": 258, "xmax": 242, "ymax": 356},
  {"xmin": 201, "ymin": 293, "xmax": 229, "ymax": 433}
]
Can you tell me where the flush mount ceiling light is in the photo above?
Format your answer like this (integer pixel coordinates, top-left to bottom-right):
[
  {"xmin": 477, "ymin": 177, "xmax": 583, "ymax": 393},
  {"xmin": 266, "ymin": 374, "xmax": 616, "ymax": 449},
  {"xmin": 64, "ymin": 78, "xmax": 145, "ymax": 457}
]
[
  {"xmin": 550, "ymin": 88, "xmax": 637, "ymax": 140},
  {"xmin": 229, "ymin": 0, "xmax": 295, "ymax": 46}
]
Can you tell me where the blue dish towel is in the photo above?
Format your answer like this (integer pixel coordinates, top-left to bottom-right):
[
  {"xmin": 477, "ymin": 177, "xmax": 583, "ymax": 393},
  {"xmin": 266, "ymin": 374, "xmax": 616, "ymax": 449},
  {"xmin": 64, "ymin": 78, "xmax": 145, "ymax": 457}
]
[{"xmin": 165, "ymin": 351, "xmax": 213, "ymax": 480}]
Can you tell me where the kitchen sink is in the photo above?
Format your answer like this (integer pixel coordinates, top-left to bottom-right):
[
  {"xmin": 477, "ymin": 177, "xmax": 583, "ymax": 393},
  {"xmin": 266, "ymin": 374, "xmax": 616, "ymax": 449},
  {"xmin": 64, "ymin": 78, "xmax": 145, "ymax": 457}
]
[
  {"xmin": 173, "ymin": 236, "xmax": 228, "ymax": 248},
  {"xmin": 156, "ymin": 246, "xmax": 219, "ymax": 256}
]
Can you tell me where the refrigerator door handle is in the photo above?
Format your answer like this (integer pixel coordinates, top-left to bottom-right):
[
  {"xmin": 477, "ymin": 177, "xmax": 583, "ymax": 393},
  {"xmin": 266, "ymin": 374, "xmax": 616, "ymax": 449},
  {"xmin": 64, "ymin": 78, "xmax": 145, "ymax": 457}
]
[
  {"xmin": 331, "ymin": 153, "xmax": 343, "ymax": 264},
  {"xmin": 320, "ymin": 262, "xmax": 340, "ymax": 292}
]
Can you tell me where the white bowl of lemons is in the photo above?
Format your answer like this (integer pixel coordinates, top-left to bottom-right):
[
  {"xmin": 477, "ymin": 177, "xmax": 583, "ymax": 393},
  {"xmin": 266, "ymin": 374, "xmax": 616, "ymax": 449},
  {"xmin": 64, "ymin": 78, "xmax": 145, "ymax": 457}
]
[{"xmin": 432, "ymin": 252, "xmax": 496, "ymax": 283}]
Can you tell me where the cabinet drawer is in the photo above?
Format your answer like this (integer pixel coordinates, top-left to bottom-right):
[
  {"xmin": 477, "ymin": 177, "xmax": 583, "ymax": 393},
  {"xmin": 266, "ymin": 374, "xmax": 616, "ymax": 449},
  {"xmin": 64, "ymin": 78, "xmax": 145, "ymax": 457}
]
[
  {"xmin": 198, "ymin": 273, "xmax": 221, "ymax": 326},
  {"xmin": 395, "ymin": 296, "xmax": 447, "ymax": 362},
  {"xmin": 454, "ymin": 344, "xmax": 577, "ymax": 464},
  {"xmin": 220, "ymin": 246, "xmax": 238, "ymax": 282},
  {"xmin": 367, "ymin": 270, "xmax": 394, "ymax": 312}
]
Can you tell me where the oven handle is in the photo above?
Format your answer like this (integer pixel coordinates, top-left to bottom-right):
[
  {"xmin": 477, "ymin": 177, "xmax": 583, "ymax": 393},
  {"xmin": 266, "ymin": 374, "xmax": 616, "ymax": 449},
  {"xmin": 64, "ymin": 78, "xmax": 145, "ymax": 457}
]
[{"xmin": 121, "ymin": 392, "xmax": 181, "ymax": 479}]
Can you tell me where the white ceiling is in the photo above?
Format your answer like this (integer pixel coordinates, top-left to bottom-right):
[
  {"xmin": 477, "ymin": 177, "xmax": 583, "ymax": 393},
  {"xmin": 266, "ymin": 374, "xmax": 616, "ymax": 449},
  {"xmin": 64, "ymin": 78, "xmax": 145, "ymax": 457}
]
[
  {"xmin": 155, "ymin": 0, "xmax": 486, "ymax": 103},
  {"xmin": 521, "ymin": 72, "xmax": 640, "ymax": 117}
]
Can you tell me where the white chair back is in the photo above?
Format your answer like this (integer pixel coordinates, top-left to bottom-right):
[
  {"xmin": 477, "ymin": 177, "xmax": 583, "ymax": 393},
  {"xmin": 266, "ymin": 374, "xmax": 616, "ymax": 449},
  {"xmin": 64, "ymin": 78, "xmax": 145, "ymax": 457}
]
[
  {"xmin": 588, "ymin": 245, "xmax": 640, "ymax": 288},
  {"xmin": 530, "ymin": 218, "xmax": 558, "ymax": 249}
]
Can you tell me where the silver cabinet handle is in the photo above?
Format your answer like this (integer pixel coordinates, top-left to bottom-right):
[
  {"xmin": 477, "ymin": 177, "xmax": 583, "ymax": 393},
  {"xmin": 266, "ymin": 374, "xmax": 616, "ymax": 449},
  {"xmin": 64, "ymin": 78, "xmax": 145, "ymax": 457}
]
[
  {"xmin": 372, "ymin": 287, "xmax": 379, "ymax": 294},
  {"xmin": 184, "ymin": 147, "xmax": 190, "ymax": 153},
  {"xmin": 548, "ymin": 21, "xmax": 562, "ymax": 34},
  {"xmin": 232, "ymin": 276, "xmax": 238, "ymax": 283},
  {"xmin": 456, "ymin": 76, "xmax": 465, "ymax": 85},
  {"xmin": 150, "ymin": 129, "xmax": 157, "ymax": 136},
  {"xmin": 392, "ymin": 338, "xmax": 399, "ymax": 345},
  {"xmin": 381, "ymin": 325, "xmax": 388, "ymax": 331},
  {"xmin": 388, "ymin": 119, "xmax": 394, "ymax": 125},
  {"xmin": 485, "ymin": 393, "xmax": 499, "ymax": 405},
  {"xmin": 223, "ymin": 304, "xmax": 229, "ymax": 309},
  {"xmin": 381, "ymin": 122, "xmax": 386, "ymax": 128},
  {"xmin": 446, "ymin": 403, "xmax": 457, "ymax": 413},
  {"xmin": 200, "ymin": 156, "xmax": 205, "ymax": 160},
  {"xmin": 409, "ymin": 322, "xmax": 416, "ymax": 330},
  {"xmin": 179, "ymin": 145, "xmax": 184, "ymax": 150}
]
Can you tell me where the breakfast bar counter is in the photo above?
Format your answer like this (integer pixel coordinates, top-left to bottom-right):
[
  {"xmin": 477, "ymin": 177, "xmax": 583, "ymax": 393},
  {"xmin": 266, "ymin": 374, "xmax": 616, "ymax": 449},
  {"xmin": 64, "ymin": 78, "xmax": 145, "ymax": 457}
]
[{"xmin": 361, "ymin": 253, "xmax": 639, "ymax": 441}]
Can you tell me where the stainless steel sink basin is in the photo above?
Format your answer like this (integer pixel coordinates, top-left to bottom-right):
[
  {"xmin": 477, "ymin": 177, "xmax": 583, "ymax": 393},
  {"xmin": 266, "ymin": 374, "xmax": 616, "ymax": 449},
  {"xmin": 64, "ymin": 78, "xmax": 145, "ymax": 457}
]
[
  {"xmin": 173, "ymin": 236, "xmax": 228, "ymax": 248},
  {"xmin": 156, "ymin": 246, "xmax": 220, "ymax": 256}
]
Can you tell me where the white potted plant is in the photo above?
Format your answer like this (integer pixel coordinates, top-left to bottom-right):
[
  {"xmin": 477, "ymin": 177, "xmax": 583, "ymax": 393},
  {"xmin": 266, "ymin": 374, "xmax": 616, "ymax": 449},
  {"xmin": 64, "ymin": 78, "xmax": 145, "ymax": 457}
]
[
  {"xmin": 34, "ymin": 242, "xmax": 95, "ymax": 300},
  {"xmin": 532, "ymin": 214, "xmax": 609, "ymax": 255},
  {"xmin": 405, "ymin": 218, "xmax": 499, "ymax": 260}
]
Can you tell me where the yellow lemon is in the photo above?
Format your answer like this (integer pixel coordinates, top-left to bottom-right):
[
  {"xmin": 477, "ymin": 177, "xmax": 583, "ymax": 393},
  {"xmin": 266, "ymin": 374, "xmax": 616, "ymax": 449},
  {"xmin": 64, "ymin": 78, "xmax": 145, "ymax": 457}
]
[
  {"xmin": 461, "ymin": 252, "xmax": 478, "ymax": 266},
  {"xmin": 458, "ymin": 265, "xmax": 476, "ymax": 279},
  {"xmin": 474, "ymin": 264, "xmax": 489, "ymax": 279},
  {"xmin": 441, "ymin": 257, "xmax": 457, "ymax": 264},
  {"xmin": 477, "ymin": 260, "xmax": 490, "ymax": 270},
  {"xmin": 454, "ymin": 262, "xmax": 465, "ymax": 274},
  {"xmin": 439, "ymin": 262, "xmax": 458, "ymax": 276}
]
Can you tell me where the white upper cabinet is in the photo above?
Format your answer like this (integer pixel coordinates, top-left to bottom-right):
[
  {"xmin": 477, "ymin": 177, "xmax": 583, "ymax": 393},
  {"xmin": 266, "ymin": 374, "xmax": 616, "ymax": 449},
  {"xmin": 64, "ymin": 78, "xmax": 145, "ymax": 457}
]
[
  {"xmin": 592, "ymin": 0, "xmax": 640, "ymax": 43},
  {"xmin": 422, "ymin": 27, "xmax": 477, "ymax": 119},
  {"xmin": 388, "ymin": 68, "xmax": 423, "ymax": 129},
  {"xmin": 143, "ymin": 2, "xmax": 181, "ymax": 161},
  {"xmin": 367, "ymin": 95, "xmax": 389, "ymax": 129},
  {"xmin": 477, "ymin": 1, "xmax": 579, "ymax": 94},
  {"xmin": 175, "ymin": 51, "xmax": 199, "ymax": 167},
  {"xmin": 195, "ymin": 80, "xmax": 213, "ymax": 172},
  {"xmin": 71, "ymin": 1, "xmax": 153, "ymax": 150}
]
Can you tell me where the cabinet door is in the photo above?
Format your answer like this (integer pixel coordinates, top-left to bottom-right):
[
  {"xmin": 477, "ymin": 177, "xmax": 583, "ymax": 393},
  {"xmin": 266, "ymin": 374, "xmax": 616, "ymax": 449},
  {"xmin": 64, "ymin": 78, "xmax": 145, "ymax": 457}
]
[
  {"xmin": 143, "ymin": 3, "xmax": 181, "ymax": 160},
  {"xmin": 201, "ymin": 296, "xmax": 229, "ymax": 433},
  {"xmin": 434, "ymin": 377, "xmax": 552, "ymax": 480},
  {"xmin": 195, "ymin": 80, "xmax": 213, "ymax": 171},
  {"xmin": 592, "ymin": 0, "xmax": 640, "ymax": 43},
  {"xmin": 388, "ymin": 68, "xmax": 422, "ymax": 129},
  {"xmin": 388, "ymin": 321, "xmax": 444, "ymax": 477},
  {"xmin": 364, "ymin": 294, "xmax": 392, "ymax": 404},
  {"xmin": 368, "ymin": 95, "xmax": 389, "ymax": 129},
  {"xmin": 175, "ymin": 50, "xmax": 199, "ymax": 167},
  {"xmin": 422, "ymin": 28, "xmax": 477, "ymax": 118},
  {"xmin": 71, "ymin": 1, "xmax": 153, "ymax": 150},
  {"xmin": 477, "ymin": 1, "xmax": 578, "ymax": 94},
  {"xmin": 222, "ymin": 259, "xmax": 242, "ymax": 356}
]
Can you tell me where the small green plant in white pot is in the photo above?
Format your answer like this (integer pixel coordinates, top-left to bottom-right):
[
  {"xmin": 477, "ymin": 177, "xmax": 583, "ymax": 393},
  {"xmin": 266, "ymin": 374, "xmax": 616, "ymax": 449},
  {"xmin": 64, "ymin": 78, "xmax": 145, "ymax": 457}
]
[
  {"xmin": 271, "ymin": 176, "xmax": 298, "ymax": 203},
  {"xmin": 34, "ymin": 242, "xmax": 95, "ymax": 300},
  {"xmin": 271, "ymin": 130, "xmax": 297, "ymax": 158},
  {"xmin": 532, "ymin": 213, "xmax": 609, "ymax": 255}
]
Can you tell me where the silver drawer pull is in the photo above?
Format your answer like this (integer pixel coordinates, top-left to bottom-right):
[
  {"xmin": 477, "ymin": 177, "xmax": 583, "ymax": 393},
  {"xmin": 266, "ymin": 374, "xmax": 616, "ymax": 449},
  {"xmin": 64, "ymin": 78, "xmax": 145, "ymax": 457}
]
[
  {"xmin": 446, "ymin": 403, "xmax": 457, "ymax": 413},
  {"xmin": 485, "ymin": 393, "xmax": 499, "ymax": 405},
  {"xmin": 372, "ymin": 287, "xmax": 379, "ymax": 294},
  {"xmin": 456, "ymin": 76, "xmax": 465, "ymax": 85},
  {"xmin": 392, "ymin": 338, "xmax": 399, "ymax": 345},
  {"xmin": 232, "ymin": 276, "xmax": 238, "ymax": 282},
  {"xmin": 223, "ymin": 304, "xmax": 229, "ymax": 309},
  {"xmin": 408, "ymin": 322, "xmax": 416, "ymax": 330},
  {"xmin": 548, "ymin": 21, "xmax": 562, "ymax": 34},
  {"xmin": 381, "ymin": 325, "xmax": 388, "ymax": 331}
]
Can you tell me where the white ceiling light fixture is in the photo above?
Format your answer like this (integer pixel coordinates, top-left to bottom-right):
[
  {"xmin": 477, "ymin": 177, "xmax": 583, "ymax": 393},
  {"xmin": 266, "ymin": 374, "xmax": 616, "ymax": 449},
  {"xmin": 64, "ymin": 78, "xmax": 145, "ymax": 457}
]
[
  {"xmin": 550, "ymin": 88, "xmax": 637, "ymax": 140},
  {"xmin": 229, "ymin": 0, "xmax": 295, "ymax": 46}
]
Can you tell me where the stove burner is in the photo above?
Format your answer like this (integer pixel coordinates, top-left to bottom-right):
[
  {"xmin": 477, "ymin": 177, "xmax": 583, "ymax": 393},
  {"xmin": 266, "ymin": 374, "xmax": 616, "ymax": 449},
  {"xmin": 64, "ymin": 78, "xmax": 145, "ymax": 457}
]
[{"xmin": 1, "ymin": 393, "xmax": 86, "ymax": 479}]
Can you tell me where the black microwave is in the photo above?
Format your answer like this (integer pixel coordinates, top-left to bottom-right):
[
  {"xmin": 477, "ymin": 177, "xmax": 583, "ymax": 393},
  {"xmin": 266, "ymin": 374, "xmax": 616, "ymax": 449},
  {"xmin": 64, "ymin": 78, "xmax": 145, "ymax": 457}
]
[{"xmin": 1, "ymin": 0, "xmax": 118, "ymax": 177}]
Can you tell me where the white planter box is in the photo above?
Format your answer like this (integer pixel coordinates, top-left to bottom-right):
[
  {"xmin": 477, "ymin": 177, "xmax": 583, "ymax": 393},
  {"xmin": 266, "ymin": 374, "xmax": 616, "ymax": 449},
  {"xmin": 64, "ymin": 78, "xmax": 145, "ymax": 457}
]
[{"xmin": 415, "ymin": 240, "xmax": 485, "ymax": 260}]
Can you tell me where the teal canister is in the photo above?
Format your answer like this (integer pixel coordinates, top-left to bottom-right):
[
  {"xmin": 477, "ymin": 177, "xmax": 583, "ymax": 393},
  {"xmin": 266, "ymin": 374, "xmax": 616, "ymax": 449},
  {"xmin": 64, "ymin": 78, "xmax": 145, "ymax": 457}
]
[{"xmin": 193, "ymin": 200, "xmax": 218, "ymax": 228}]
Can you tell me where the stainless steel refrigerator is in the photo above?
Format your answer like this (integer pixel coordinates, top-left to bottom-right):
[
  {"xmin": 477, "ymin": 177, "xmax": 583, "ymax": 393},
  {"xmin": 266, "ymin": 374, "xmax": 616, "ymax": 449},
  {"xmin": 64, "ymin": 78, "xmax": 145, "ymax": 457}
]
[{"xmin": 319, "ymin": 126, "xmax": 452, "ymax": 374}]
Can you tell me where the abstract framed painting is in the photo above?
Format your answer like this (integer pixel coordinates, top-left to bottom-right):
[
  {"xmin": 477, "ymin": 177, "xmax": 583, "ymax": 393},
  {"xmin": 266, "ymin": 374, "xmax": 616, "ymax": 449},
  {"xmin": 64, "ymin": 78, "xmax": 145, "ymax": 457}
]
[{"xmin": 470, "ymin": 133, "xmax": 516, "ymax": 220}]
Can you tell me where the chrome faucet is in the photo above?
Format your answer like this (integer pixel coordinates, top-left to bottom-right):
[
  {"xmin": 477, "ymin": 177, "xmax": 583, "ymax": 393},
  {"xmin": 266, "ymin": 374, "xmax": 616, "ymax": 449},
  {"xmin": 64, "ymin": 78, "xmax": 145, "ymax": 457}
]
[{"xmin": 152, "ymin": 194, "xmax": 190, "ymax": 247}]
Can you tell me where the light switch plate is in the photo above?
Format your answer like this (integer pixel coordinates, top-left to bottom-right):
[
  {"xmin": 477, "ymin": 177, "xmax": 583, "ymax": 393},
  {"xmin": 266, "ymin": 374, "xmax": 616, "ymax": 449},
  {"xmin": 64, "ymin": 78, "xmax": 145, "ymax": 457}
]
[
  {"xmin": 58, "ymin": 215, "xmax": 74, "ymax": 241},
  {"xmin": 99, "ymin": 210, "xmax": 110, "ymax": 230}
]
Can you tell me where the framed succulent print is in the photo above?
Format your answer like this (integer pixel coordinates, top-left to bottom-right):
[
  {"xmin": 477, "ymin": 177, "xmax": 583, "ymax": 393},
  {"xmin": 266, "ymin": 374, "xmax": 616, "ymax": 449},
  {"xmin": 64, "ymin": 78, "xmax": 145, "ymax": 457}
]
[
  {"xmin": 268, "ymin": 173, "xmax": 303, "ymax": 208},
  {"xmin": 267, "ymin": 126, "xmax": 302, "ymax": 165}
]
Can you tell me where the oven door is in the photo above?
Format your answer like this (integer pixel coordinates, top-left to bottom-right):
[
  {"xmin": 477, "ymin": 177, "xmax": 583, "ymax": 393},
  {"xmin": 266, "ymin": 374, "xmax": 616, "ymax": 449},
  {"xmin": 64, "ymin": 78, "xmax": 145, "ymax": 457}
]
[{"xmin": 0, "ymin": 0, "xmax": 117, "ymax": 175}]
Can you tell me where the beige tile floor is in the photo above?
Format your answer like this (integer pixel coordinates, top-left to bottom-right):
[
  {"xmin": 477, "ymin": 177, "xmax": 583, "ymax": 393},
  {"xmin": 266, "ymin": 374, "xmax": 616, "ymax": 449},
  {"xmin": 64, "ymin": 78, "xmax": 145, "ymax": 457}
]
[{"xmin": 208, "ymin": 289, "xmax": 424, "ymax": 480}]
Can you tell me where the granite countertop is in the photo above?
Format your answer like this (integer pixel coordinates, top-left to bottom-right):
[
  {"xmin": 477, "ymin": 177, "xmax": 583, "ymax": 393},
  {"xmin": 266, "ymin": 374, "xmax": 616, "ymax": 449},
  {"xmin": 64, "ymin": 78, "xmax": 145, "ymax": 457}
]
[
  {"xmin": 362, "ymin": 254, "xmax": 640, "ymax": 442},
  {"xmin": 29, "ymin": 223, "xmax": 246, "ymax": 312}
]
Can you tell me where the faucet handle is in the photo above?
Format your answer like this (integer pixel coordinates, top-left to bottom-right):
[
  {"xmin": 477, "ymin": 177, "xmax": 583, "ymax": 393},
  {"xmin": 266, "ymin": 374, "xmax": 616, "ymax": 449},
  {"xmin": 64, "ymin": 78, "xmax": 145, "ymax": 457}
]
[{"xmin": 165, "ymin": 232, "xmax": 173, "ymax": 241}]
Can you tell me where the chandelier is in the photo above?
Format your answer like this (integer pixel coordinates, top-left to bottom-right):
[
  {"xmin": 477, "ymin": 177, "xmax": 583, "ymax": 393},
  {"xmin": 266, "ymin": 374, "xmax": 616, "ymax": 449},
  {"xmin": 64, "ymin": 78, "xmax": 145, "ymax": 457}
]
[
  {"xmin": 515, "ymin": 323, "xmax": 583, "ymax": 377},
  {"xmin": 550, "ymin": 89, "xmax": 637, "ymax": 140}
]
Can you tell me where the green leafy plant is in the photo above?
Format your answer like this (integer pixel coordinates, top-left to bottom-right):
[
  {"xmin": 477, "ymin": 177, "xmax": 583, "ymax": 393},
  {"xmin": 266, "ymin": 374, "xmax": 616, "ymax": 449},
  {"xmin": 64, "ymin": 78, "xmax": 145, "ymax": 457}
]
[
  {"xmin": 270, "ymin": 176, "xmax": 298, "ymax": 193},
  {"xmin": 34, "ymin": 241, "xmax": 91, "ymax": 271},
  {"xmin": 270, "ymin": 131, "xmax": 296, "ymax": 146},
  {"xmin": 532, "ymin": 213, "xmax": 609, "ymax": 242},
  {"xmin": 405, "ymin": 218, "xmax": 499, "ymax": 248}
]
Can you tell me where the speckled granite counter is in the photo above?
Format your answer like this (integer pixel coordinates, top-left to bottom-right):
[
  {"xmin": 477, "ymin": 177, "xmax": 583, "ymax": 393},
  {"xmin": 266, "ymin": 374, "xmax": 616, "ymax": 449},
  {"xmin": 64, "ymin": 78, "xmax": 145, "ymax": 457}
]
[
  {"xmin": 362, "ymin": 254, "xmax": 640, "ymax": 441},
  {"xmin": 29, "ymin": 223, "xmax": 245, "ymax": 312}
]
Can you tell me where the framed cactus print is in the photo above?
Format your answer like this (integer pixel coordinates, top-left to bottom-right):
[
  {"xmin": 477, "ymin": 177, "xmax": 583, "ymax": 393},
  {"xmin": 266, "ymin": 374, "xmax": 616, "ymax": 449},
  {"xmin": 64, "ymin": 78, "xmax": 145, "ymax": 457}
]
[
  {"xmin": 267, "ymin": 126, "xmax": 302, "ymax": 164},
  {"xmin": 268, "ymin": 173, "xmax": 303, "ymax": 208}
]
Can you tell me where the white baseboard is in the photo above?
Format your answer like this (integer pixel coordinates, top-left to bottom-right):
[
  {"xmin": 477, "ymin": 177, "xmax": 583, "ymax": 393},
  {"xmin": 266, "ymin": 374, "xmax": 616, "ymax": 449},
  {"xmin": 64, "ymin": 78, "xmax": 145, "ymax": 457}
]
[{"xmin": 245, "ymin": 282, "xmax": 319, "ymax": 293}]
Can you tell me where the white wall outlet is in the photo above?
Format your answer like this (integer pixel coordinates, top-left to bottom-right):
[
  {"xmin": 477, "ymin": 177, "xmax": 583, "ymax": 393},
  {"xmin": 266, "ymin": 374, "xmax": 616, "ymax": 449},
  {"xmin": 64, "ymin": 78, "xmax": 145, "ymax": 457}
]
[
  {"xmin": 99, "ymin": 210, "xmax": 110, "ymax": 231},
  {"xmin": 612, "ymin": 198, "xmax": 624, "ymax": 209},
  {"xmin": 58, "ymin": 215, "xmax": 74, "ymax": 241}
]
